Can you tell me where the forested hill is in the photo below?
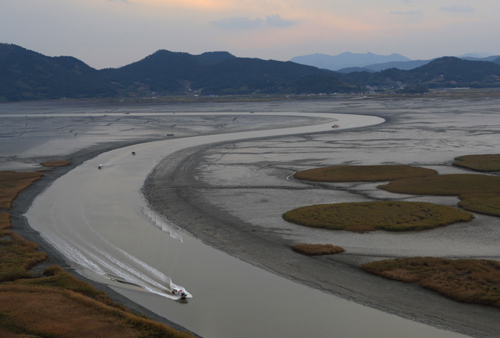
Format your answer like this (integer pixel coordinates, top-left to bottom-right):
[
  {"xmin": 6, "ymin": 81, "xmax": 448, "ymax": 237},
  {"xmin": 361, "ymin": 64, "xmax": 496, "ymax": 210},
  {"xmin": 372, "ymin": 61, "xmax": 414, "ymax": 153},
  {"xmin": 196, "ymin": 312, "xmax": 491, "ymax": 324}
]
[
  {"xmin": 339, "ymin": 57, "xmax": 500, "ymax": 88},
  {"xmin": 0, "ymin": 44, "xmax": 359, "ymax": 101},
  {"xmin": 0, "ymin": 44, "xmax": 118, "ymax": 101},
  {"xmin": 2, "ymin": 43, "xmax": 500, "ymax": 102}
]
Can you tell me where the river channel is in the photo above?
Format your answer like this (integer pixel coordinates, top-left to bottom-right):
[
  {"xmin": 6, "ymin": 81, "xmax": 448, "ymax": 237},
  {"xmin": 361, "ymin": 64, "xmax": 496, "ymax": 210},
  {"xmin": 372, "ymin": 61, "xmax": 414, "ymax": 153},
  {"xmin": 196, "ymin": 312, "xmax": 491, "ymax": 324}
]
[{"xmin": 25, "ymin": 111, "xmax": 468, "ymax": 338}]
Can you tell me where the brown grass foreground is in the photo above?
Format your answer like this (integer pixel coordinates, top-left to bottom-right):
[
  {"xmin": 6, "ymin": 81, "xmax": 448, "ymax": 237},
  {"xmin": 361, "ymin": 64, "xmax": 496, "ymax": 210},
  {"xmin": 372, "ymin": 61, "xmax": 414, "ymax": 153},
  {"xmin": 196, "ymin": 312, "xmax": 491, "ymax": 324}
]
[
  {"xmin": 41, "ymin": 160, "xmax": 72, "ymax": 167},
  {"xmin": 0, "ymin": 171, "xmax": 43, "ymax": 209},
  {"xmin": 378, "ymin": 174, "xmax": 500, "ymax": 196},
  {"xmin": 453, "ymin": 154, "xmax": 500, "ymax": 172},
  {"xmin": 0, "ymin": 283, "xmax": 193, "ymax": 338},
  {"xmin": 294, "ymin": 165, "xmax": 437, "ymax": 182},
  {"xmin": 283, "ymin": 201, "xmax": 473, "ymax": 233},
  {"xmin": 362, "ymin": 257, "xmax": 500, "ymax": 308},
  {"xmin": 292, "ymin": 244, "xmax": 345, "ymax": 256}
]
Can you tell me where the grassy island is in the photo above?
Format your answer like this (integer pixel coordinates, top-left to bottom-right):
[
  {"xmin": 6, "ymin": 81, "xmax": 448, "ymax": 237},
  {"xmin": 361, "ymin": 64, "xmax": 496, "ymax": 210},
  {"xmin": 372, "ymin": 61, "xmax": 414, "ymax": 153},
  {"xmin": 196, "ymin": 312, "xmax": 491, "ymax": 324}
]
[
  {"xmin": 378, "ymin": 174, "xmax": 500, "ymax": 196},
  {"xmin": 453, "ymin": 154, "xmax": 500, "ymax": 172},
  {"xmin": 458, "ymin": 193, "xmax": 500, "ymax": 217},
  {"xmin": 294, "ymin": 165, "xmax": 437, "ymax": 182},
  {"xmin": 362, "ymin": 257, "xmax": 500, "ymax": 308},
  {"xmin": 292, "ymin": 244, "xmax": 345, "ymax": 256},
  {"xmin": 41, "ymin": 160, "xmax": 72, "ymax": 167},
  {"xmin": 283, "ymin": 201, "xmax": 473, "ymax": 233}
]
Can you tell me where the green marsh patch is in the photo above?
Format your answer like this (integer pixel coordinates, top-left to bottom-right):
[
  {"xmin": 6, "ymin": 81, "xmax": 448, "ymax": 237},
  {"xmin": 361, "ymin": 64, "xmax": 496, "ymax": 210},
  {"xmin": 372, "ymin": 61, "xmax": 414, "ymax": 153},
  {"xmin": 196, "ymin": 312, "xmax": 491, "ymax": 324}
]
[
  {"xmin": 283, "ymin": 201, "xmax": 473, "ymax": 233},
  {"xmin": 453, "ymin": 154, "xmax": 500, "ymax": 172},
  {"xmin": 378, "ymin": 174, "xmax": 500, "ymax": 196},
  {"xmin": 294, "ymin": 165, "xmax": 437, "ymax": 182},
  {"xmin": 458, "ymin": 193, "xmax": 500, "ymax": 217},
  {"xmin": 362, "ymin": 257, "xmax": 500, "ymax": 308}
]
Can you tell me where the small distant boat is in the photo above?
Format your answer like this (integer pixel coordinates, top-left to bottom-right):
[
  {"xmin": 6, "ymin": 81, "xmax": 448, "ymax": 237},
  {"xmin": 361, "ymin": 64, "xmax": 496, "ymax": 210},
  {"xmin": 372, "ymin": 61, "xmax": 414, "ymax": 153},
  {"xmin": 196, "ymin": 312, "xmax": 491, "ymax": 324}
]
[
  {"xmin": 131, "ymin": 151, "xmax": 136, "ymax": 155},
  {"xmin": 98, "ymin": 164, "xmax": 103, "ymax": 169},
  {"xmin": 332, "ymin": 124, "xmax": 339, "ymax": 128}
]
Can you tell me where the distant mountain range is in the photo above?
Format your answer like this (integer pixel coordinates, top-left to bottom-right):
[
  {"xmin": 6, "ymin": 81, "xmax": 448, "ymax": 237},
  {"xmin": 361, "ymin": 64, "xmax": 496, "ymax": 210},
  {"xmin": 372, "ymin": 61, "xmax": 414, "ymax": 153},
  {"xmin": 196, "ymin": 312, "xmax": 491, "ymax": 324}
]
[
  {"xmin": 292, "ymin": 51, "xmax": 500, "ymax": 73},
  {"xmin": 1, "ymin": 43, "xmax": 500, "ymax": 102},
  {"xmin": 0, "ymin": 43, "xmax": 360, "ymax": 101},
  {"xmin": 290, "ymin": 52, "xmax": 411, "ymax": 71}
]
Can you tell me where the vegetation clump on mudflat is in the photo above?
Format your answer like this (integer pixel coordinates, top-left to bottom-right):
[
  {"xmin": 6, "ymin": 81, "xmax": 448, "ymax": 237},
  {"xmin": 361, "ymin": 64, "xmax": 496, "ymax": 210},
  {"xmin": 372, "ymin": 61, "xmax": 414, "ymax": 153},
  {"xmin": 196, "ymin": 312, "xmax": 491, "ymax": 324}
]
[
  {"xmin": 362, "ymin": 257, "xmax": 500, "ymax": 308},
  {"xmin": 453, "ymin": 153, "xmax": 500, "ymax": 172},
  {"xmin": 458, "ymin": 193, "xmax": 500, "ymax": 217},
  {"xmin": 41, "ymin": 160, "xmax": 72, "ymax": 167},
  {"xmin": 0, "ymin": 169, "xmax": 194, "ymax": 338},
  {"xmin": 294, "ymin": 165, "xmax": 437, "ymax": 182},
  {"xmin": 378, "ymin": 174, "xmax": 500, "ymax": 196},
  {"xmin": 283, "ymin": 201, "xmax": 473, "ymax": 233},
  {"xmin": 292, "ymin": 244, "xmax": 345, "ymax": 256}
]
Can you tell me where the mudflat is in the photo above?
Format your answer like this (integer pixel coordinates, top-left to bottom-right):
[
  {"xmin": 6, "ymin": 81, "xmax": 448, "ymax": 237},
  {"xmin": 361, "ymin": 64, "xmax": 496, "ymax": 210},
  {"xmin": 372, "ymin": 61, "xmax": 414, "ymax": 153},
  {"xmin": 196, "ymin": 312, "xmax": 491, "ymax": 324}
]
[{"xmin": 3, "ymin": 95, "xmax": 500, "ymax": 337}]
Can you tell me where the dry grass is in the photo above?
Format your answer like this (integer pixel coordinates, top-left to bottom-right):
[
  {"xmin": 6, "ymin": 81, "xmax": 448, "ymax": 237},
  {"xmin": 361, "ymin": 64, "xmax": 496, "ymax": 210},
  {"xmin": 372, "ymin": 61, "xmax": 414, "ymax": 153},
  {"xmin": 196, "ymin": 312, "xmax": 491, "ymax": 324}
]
[
  {"xmin": 458, "ymin": 193, "xmax": 500, "ymax": 217},
  {"xmin": 0, "ymin": 285, "xmax": 194, "ymax": 338},
  {"xmin": 0, "ymin": 212, "xmax": 11, "ymax": 231},
  {"xmin": 453, "ymin": 154, "xmax": 500, "ymax": 172},
  {"xmin": 294, "ymin": 165, "xmax": 437, "ymax": 182},
  {"xmin": 283, "ymin": 201, "xmax": 473, "ymax": 233},
  {"xmin": 362, "ymin": 257, "xmax": 500, "ymax": 308},
  {"xmin": 0, "ymin": 171, "xmax": 43, "ymax": 209},
  {"xmin": 292, "ymin": 244, "xmax": 345, "ymax": 256},
  {"xmin": 0, "ymin": 218, "xmax": 47, "ymax": 282},
  {"xmin": 9, "ymin": 266, "xmax": 128, "ymax": 311},
  {"xmin": 41, "ymin": 160, "xmax": 72, "ymax": 167},
  {"xmin": 378, "ymin": 174, "xmax": 500, "ymax": 196}
]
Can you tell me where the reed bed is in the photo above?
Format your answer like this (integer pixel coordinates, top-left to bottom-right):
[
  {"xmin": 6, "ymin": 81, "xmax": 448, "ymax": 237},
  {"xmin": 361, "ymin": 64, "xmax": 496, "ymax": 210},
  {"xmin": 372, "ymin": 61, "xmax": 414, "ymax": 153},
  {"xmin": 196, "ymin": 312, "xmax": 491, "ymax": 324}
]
[
  {"xmin": 0, "ymin": 171, "xmax": 43, "ymax": 209},
  {"xmin": 453, "ymin": 154, "xmax": 500, "ymax": 172},
  {"xmin": 0, "ymin": 285, "xmax": 194, "ymax": 338},
  {"xmin": 458, "ymin": 193, "xmax": 500, "ymax": 217},
  {"xmin": 294, "ymin": 165, "xmax": 437, "ymax": 182},
  {"xmin": 41, "ymin": 160, "xmax": 72, "ymax": 167},
  {"xmin": 283, "ymin": 201, "xmax": 473, "ymax": 233},
  {"xmin": 378, "ymin": 174, "xmax": 500, "ymax": 196},
  {"xmin": 292, "ymin": 244, "xmax": 345, "ymax": 256},
  {"xmin": 362, "ymin": 257, "xmax": 500, "ymax": 308},
  {"xmin": 0, "ymin": 215, "xmax": 47, "ymax": 282}
]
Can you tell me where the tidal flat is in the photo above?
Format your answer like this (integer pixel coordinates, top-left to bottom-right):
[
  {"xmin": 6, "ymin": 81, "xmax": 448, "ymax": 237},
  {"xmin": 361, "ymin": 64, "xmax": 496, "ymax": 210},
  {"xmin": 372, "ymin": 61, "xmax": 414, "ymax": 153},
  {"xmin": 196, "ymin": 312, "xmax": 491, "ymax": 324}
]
[{"xmin": 2, "ymin": 95, "xmax": 500, "ymax": 337}]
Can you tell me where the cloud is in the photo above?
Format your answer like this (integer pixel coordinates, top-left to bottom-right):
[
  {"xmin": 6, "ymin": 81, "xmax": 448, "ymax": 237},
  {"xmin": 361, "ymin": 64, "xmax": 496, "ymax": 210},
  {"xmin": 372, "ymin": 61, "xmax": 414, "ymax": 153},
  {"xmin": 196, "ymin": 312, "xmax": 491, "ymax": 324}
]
[
  {"xmin": 390, "ymin": 10, "xmax": 422, "ymax": 15},
  {"xmin": 210, "ymin": 17, "xmax": 263, "ymax": 29},
  {"xmin": 265, "ymin": 14, "xmax": 297, "ymax": 28},
  {"xmin": 211, "ymin": 14, "xmax": 297, "ymax": 30},
  {"xmin": 440, "ymin": 5, "xmax": 475, "ymax": 13}
]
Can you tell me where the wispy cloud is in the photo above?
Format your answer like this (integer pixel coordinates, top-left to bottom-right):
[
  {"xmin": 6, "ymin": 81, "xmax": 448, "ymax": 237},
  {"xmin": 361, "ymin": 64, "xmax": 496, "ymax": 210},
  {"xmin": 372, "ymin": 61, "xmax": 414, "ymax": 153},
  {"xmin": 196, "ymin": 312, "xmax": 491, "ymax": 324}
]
[
  {"xmin": 210, "ymin": 17, "xmax": 263, "ymax": 29},
  {"xmin": 390, "ymin": 10, "xmax": 422, "ymax": 15},
  {"xmin": 265, "ymin": 14, "xmax": 297, "ymax": 28},
  {"xmin": 211, "ymin": 14, "xmax": 297, "ymax": 30},
  {"xmin": 440, "ymin": 5, "xmax": 475, "ymax": 13}
]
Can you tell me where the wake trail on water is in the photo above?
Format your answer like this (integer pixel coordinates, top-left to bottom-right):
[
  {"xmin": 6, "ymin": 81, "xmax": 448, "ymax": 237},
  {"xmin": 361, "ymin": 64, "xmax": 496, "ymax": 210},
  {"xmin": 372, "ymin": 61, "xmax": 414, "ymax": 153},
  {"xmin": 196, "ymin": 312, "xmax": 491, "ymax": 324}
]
[{"xmin": 38, "ymin": 199, "xmax": 190, "ymax": 300}]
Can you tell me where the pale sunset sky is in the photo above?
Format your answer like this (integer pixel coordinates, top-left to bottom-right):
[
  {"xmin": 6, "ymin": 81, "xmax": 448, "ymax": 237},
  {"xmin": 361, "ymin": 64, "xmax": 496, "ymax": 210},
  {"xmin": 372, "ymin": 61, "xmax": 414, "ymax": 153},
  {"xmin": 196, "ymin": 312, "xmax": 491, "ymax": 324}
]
[{"xmin": 1, "ymin": 0, "xmax": 499, "ymax": 69}]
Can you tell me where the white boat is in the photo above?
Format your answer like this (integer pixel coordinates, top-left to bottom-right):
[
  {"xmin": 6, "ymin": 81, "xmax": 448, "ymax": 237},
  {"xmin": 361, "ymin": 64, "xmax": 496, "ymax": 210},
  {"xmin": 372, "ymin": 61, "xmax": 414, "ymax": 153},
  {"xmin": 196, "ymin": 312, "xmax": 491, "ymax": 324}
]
[{"xmin": 170, "ymin": 279, "xmax": 192, "ymax": 299}]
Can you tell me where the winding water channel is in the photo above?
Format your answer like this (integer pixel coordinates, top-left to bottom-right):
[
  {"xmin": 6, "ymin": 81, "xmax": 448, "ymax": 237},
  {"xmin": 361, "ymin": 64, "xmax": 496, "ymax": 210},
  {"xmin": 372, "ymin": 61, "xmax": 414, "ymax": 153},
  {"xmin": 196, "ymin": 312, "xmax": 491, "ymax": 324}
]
[{"xmin": 26, "ymin": 112, "xmax": 468, "ymax": 338}]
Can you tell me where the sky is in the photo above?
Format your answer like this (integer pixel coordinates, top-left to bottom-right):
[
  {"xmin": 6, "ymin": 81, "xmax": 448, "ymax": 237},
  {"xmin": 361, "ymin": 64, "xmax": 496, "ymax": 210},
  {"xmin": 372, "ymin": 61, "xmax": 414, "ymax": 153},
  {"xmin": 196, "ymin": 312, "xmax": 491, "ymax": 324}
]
[{"xmin": 1, "ymin": 0, "xmax": 499, "ymax": 69}]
